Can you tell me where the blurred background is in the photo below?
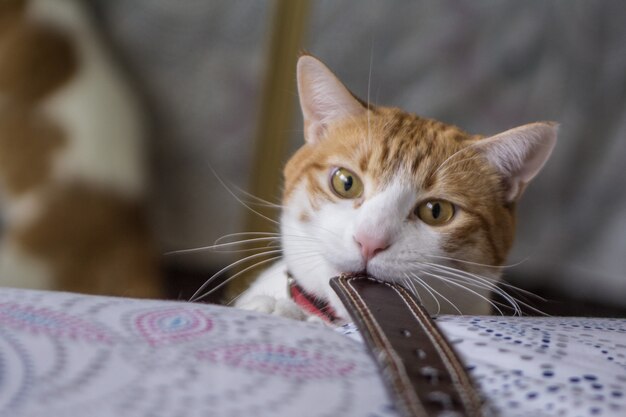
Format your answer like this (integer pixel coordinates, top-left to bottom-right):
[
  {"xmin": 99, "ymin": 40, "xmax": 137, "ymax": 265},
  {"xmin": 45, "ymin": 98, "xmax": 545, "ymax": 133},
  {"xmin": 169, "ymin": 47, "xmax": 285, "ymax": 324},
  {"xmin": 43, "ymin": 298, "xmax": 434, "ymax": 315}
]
[{"xmin": 2, "ymin": 0, "xmax": 625, "ymax": 317}]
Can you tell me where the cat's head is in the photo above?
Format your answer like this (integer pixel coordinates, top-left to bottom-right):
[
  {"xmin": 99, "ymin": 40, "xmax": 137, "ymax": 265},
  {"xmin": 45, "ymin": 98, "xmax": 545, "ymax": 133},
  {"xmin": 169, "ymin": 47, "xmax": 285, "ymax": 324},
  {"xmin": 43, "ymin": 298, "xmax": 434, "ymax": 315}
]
[{"xmin": 281, "ymin": 55, "xmax": 557, "ymax": 314}]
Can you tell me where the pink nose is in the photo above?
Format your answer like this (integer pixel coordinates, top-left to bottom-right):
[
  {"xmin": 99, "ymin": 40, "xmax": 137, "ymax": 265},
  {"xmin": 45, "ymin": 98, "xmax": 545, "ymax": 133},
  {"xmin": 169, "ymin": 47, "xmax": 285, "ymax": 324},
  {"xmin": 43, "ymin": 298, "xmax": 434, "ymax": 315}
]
[{"xmin": 354, "ymin": 233, "xmax": 390, "ymax": 261}]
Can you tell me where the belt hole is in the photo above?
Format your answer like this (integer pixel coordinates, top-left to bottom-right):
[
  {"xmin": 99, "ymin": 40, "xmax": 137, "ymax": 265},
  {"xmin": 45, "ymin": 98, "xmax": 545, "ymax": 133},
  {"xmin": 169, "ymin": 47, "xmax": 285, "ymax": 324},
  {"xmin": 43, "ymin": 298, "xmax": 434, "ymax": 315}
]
[
  {"xmin": 401, "ymin": 329, "xmax": 411, "ymax": 337},
  {"xmin": 420, "ymin": 366, "xmax": 440, "ymax": 384},
  {"xmin": 416, "ymin": 348, "xmax": 427, "ymax": 359},
  {"xmin": 426, "ymin": 391, "xmax": 453, "ymax": 409}
]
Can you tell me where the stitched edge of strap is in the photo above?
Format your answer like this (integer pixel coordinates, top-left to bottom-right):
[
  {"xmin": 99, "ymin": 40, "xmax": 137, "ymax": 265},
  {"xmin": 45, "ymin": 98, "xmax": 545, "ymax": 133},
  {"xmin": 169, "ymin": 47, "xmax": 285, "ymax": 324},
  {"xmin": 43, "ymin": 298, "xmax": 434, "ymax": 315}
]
[
  {"xmin": 332, "ymin": 275, "xmax": 486, "ymax": 417},
  {"xmin": 333, "ymin": 276, "xmax": 427, "ymax": 417},
  {"xmin": 391, "ymin": 283, "xmax": 484, "ymax": 414}
]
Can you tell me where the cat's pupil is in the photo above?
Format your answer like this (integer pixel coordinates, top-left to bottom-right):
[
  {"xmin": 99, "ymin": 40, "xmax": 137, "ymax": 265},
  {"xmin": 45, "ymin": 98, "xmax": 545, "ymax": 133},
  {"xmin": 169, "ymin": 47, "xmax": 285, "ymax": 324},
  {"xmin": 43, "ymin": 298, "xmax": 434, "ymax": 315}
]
[
  {"xmin": 343, "ymin": 175, "xmax": 353, "ymax": 191},
  {"xmin": 432, "ymin": 203, "xmax": 441, "ymax": 219}
]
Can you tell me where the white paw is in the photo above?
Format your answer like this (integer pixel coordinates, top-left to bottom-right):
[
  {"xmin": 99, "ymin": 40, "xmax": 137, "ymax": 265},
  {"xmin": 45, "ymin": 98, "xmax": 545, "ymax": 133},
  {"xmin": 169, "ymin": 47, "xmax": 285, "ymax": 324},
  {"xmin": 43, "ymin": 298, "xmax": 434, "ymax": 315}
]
[
  {"xmin": 237, "ymin": 295, "xmax": 307, "ymax": 321},
  {"xmin": 237, "ymin": 294, "xmax": 277, "ymax": 314},
  {"xmin": 305, "ymin": 315, "xmax": 326, "ymax": 324},
  {"xmin": 274, "ymin": 299, "xmax": 308, "ymax": 320}
]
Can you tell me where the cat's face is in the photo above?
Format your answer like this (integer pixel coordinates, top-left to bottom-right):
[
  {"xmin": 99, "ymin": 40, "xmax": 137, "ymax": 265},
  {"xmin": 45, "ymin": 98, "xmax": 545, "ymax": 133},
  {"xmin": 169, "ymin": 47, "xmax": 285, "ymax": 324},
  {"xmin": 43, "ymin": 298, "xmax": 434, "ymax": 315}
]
[{"xmin": 280, "ymin": 56, "xmax": 557, "ymax": 314}]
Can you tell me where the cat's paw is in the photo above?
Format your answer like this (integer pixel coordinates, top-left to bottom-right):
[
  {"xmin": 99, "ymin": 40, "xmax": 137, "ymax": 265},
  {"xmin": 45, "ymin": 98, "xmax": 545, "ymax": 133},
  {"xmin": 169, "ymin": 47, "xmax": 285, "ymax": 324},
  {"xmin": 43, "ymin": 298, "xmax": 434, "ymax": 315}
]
[
  {"xmin": 305, "ymin": 314, "xmax": 326, "ymax": 324},
  {"xmin": 237, "ymin": 295, "xmax": 307, "ymax": 321}
]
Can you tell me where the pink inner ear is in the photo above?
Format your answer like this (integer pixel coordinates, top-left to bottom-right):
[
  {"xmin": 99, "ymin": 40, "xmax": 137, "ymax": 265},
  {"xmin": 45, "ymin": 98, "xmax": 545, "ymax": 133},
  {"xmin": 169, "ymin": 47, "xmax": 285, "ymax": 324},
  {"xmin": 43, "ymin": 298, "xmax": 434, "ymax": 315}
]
[
  {"xmin": 305, "ymin": 121, "xmax": 326, "ymax": 144},
  {"xmin": 297, "ymin": 56, "xmax": 366, "ymax": 144},
  {"xmin": 477, "ymin": 122, "xmax": 558, "ymax": 202}
]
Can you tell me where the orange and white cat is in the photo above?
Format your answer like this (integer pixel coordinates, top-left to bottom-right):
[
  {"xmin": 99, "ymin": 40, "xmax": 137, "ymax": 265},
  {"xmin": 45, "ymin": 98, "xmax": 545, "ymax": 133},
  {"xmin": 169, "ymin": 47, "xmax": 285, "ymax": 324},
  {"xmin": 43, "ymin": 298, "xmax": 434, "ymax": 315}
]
[{"xmin": 237, "ymin": 55, "xmax": 557, "ymax": 320}]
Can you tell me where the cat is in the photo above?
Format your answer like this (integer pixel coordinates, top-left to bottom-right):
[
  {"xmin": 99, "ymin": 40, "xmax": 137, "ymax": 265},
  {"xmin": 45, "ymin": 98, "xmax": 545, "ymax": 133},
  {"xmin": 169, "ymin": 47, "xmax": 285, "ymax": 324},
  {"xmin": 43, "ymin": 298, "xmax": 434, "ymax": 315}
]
[
  {"xmin": 0, "ymin": 0, "xmax": 161, "ymax": 297},
  {"xmin": 235, "ymin": 54, "xmax": 557, "ymax": 322}
]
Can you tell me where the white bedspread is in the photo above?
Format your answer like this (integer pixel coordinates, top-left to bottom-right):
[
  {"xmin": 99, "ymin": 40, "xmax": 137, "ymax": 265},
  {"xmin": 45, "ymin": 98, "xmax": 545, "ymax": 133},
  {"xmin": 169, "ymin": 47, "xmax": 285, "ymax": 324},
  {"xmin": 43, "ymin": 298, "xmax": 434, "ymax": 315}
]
[{"xmin": 0, "ymin": 288, "xmax": 624, "ymax": 417}]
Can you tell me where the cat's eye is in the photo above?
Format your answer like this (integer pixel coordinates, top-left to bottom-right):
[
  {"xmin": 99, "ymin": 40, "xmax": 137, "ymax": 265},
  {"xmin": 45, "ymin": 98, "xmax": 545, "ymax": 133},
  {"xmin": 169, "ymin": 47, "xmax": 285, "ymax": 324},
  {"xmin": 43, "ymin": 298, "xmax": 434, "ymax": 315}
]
[
  {"xmin": 415, "ymin": 200, "xmax": 455, "ymax": 226},
  {"xmin": 330, "ymin": 167, "xmax": 363, "ymax": 199}
]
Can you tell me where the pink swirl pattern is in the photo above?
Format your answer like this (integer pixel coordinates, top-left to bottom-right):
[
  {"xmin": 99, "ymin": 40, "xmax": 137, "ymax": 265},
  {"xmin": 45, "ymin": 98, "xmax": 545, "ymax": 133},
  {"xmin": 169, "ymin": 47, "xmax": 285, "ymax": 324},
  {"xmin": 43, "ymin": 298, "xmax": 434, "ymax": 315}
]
[
  {"xmin": 197, "ymin": 343, "xmax": 356, "ymax": 379},
  {"xmin": 134, "ymin": 307, "xmax": 214, "ymax": 346},
  {"xmin": 0, "ymin": 302, "xmax": 111, "ymax": 343}
]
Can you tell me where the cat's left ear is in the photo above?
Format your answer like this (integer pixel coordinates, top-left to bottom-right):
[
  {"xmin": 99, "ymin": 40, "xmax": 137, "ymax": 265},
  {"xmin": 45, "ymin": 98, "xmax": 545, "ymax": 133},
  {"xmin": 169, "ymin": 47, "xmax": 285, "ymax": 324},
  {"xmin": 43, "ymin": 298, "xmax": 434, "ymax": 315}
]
[
  {"xmin": 297, "ymin": 55, "xmax": 367, "ymax": 144},
  {"xmin": 476, "ymin": 122, "xmax": 558, "ymax": 202}
]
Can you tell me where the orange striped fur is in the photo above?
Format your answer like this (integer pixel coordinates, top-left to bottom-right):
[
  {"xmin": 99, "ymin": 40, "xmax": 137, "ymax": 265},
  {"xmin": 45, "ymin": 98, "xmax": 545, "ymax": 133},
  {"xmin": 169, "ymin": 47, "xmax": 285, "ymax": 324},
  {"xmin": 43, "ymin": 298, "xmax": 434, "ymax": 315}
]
[{"xmin": 284, "ymin": 107, "xmax": 514, "ymax": 267}]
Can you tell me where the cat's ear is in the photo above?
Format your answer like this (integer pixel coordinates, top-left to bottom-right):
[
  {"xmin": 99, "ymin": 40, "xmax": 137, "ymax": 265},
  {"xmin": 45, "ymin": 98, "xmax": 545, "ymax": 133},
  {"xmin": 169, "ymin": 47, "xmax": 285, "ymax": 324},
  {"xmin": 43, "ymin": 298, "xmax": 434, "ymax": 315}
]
[
  {"xmin": 476, "ymin": 122, "xmax": 558, "ymax": 202},
  {"xmin": 297, "ymin": 55, "xmax": 367, "ymax": 144}
]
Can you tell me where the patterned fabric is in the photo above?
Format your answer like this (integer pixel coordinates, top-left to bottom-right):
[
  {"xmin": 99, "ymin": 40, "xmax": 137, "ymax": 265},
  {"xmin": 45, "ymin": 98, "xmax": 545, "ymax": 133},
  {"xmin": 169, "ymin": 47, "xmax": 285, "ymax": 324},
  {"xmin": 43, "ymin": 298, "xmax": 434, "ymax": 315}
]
[
  {"xmin": 0, "ymin": 288, "xmax": 624, "ymax": 417},
  {"xmin": 341, "ymin": 317, "xmax": 626, "ymax": 417},
  {"xmin": 437, "ymin": 316, "xmax": 626, "ymax": 417},
  {"xmin": 0, "ymin": 288, "xmax": 393, "ymax": 417}
]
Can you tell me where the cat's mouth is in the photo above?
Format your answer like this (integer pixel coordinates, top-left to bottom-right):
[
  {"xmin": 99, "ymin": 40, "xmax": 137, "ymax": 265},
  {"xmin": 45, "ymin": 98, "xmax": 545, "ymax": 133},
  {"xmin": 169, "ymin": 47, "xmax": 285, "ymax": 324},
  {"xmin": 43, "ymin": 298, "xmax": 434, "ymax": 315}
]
[
  {"xmin": 352, "ymin": 268, "xmax": 368, "ymax": 277},
  {"xmin": 349, "ymin": 263, "xmax": 394, "ymax": 282},
  {"xmin": 346, "ymin": 267, "xmax": 382, "ymax": 281}
]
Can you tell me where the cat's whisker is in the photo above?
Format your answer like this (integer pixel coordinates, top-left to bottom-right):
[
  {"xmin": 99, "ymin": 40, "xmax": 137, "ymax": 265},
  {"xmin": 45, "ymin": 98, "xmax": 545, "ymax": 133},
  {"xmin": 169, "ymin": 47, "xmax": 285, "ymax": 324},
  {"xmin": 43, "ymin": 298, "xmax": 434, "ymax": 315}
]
[
  {"xmin": 207, "ymin": 164, "xmax": 280, "ymax": 226},
  {"xmin": 423, "ymin": 261, "xmax": 546, "ymax": 303},
  {"xmin": 423, "ymin": 274, "xmax": 522, "ymax": 317},
  {"xmin": 409, "ymin": 272, "xmax": 463, "ymax": 315},
  {"xmin": 215, "ymin": 232, "xmax": 317, "ymax": 247},
  {"xmin": 415, "ymin": 261, "xmax": 521, "ymax": 315},
  {"xmin": 211, "ymin": 244, "xmax": 281, "ymax": 254},
  {"xmin": 422, "ymin": 262, "xmax": 511, "ymax": 294},
  {"xmin": 229, "ymin": 250, "xmax": 325, "ymax": 304},
  {"xmin": 215, "ymin": 231, "xmax": 281, "ymax": 239},
  {"xmin": 230, "ymin": 255, "xmax": 334, "ymax": 308},
  {"xmin": 400, "ymin": 277, "xmax": 410, "ymax": 293},
  {"xmin": 401, "ymin": 252, "xmax": 542, "ymax": 302},
  {"xmin": 425, "ymin": 273, "xmax": 510, "ymax": 316},
  {"xmin": 410, "ymin": 273, "xmax": 444, "ymax": 316},
  {"xmin": 189, "ymin": 231, "xmax": 320, "ymax": 256},
  {"xmin": 189, "ymin": 249, "xmax": 284, "ymax": 302},
  {"xmin": 422, "ymin": 262, "xmax": 550, "ymax": 316},
  {"xmin": 165, "ymin": 236, "xmax": 281, "ymax": 256},
  {"xmin": 194, "ymin": 255, "xmax": 283, "ymax": 303},
  {"xmin": 496, "ymin": 281, "xmax": 547, "ymax": 301},
  {"xmin": 205, "ymin": 228, "xmax": 324, "ymax": 285},
  {"xmin": 505, "ymin": 297, "xmax": 550, "ymax": 316},
  {"xmin": 400, "ymin": 277, "xmax": 413, "ymax": 297},
  {"xmin": 421, "ymin": 253, "xmax": 529, "ymax": 270},
  {"xmin": 230, "ymin": 184, "xmax": 285, "ymax": 209},
  {"xmin": 402, "ymin": 276, "xmax": 422, "ymax": 302},
  {"xmin": 214, "ymin": 233, "xmax": 279, "ymax": 250},
  {"xmin": 225, "ymin": 289, "xmax": 247, "ymax": 307},
  {"xmin": 241, "ymin": 200, "xmax": 283, "ymax": 209},
  {"xmin": 419, "ymin": 269, "xmax": 507, "ymax": 316}
]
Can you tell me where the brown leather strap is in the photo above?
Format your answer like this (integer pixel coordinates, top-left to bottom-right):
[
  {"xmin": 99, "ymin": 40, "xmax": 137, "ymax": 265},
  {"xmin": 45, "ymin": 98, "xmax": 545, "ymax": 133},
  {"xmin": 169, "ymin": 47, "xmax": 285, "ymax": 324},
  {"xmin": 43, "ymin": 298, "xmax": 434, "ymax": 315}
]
[{"xmin": 330, "ymin": 274, "xmax": 485, "ymax": 417}]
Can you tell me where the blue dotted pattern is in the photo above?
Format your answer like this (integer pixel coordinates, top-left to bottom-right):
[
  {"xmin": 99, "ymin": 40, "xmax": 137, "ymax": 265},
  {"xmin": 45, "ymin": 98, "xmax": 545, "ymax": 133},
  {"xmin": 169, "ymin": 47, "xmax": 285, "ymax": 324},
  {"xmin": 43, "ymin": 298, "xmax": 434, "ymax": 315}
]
[{"xmin": 435, "ymin": 316, "xmax": 626, "ymax": 417}]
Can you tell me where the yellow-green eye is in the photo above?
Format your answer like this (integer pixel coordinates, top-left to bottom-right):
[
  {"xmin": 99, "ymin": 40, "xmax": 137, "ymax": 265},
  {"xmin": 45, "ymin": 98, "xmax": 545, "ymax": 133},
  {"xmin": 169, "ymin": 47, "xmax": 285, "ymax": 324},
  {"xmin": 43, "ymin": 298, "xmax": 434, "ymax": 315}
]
[
  {"xmin": 330, "ymin": 167, "xmax": 363, "ymax": 199},
  {"xmin": 416, "ymin": 200, "xmax": 455, "ymax": 226}
]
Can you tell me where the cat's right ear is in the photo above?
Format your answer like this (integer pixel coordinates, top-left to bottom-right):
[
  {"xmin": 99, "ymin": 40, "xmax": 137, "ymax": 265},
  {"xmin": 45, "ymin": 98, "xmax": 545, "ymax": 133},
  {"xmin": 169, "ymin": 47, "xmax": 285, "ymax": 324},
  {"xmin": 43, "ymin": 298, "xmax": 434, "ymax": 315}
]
[
  {"xmin": 476, "ymin": 122, "xmax": 558, "ymax": 202},
  {"xmin": 297, "ymin": 55, "xmax": 367, "ymax": 144}
]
